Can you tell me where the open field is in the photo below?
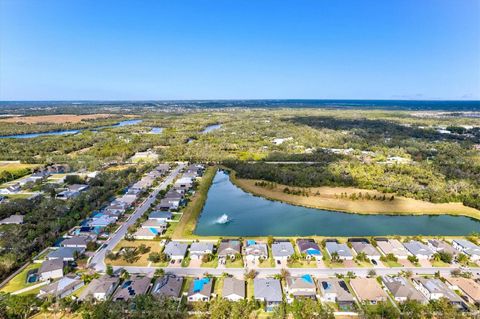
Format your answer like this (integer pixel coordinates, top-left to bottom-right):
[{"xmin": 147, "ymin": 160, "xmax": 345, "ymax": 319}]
[
  {"xmin": 0, "ymin": 263, "xmax": 41, "ymax": 293},
  {"xmin": 0, "ymin": 114, "xmax": 113, "ymax": 124},
  {"xmin": 107, "ymin": 239, "xmax": 163, "ymax": 267},
  {"xmin": 173, "ymin": 166, "xmax": 218, "ymax": 238},
  {"xmin": 232, "ymin": 176, "xmax": 480, "ymax": 220}
]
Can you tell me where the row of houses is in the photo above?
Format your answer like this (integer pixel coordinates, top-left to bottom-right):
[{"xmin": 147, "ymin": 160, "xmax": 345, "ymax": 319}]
[{"xmin": 70, "ymin": 272, "xmax": 480, "ymax": 312}]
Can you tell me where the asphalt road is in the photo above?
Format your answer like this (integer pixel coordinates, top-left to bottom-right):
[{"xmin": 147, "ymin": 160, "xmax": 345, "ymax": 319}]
[
  {"xmin": 89, "ymin": 162, "xmax": 186, "ymax": 271},
  {"xmin": 113, "ymin": 265, "xmax": 480, "ymax": 279}
]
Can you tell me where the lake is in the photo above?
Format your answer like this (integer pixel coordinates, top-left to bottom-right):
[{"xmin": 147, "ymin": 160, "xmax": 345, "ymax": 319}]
[
  {"xmin": 202, "ymin": 124, "xmax": 221, "ymax": 133},
  {"xmin": 0, "ymin": 119, "xmax": 144, "ymax": 139},
  {"xmin": 195, "ymin": 171, "xmax": 480, "ymax": 236}
]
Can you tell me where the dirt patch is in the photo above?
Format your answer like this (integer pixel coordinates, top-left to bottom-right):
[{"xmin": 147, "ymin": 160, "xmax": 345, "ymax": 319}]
[{"xmin": 0, "ymin": 114, "xmax": 113, "ymax": 124}]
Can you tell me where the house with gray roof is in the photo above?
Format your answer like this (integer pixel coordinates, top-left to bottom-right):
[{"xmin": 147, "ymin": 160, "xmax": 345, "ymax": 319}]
[
  {"xmin": 38, "ymin": 259, "xmax": 64, "ymax": 281},
  {"xmin": 285, "ymin": 275, "xmax": 316, "ymax": 301},
  {"xmin": 317, "ymin": 278, "xmax": 355, "ymax": 310},
  {"xmin": 325, "ymin": 241, "xmax": 353, "ymax": 260},
  {"xmin": 151, "ymin": 275, "xmax": 183, "ymax": 300},
  {"xmin": 80, "ymin": 276, "xmax": 120, "ymax": 301},
  {"xmin": 38, "ymin": 276, "xmax": 84, "ymax": 299},
  {"xmin": 112, "ymin": 276, "xmax": 151, "ymax": 301},
  {"xmin": 188, "ymin": 277, "xmax": 212, "ymax": 302},
  {"xmin": 427, "ymin": 239, "xmax": 457, "ymax": 256},
  {"xmin": 412, "ymin": 277, "xmax": 466, "ymax": 310},
  {"xmin": 222, "ymin": 277, "xmax": 245, "ymax": 301},
  {"xmin": 244, "ymin": 240, "xmax": 268, "ymax": 261},
  {"xmin": 46, "ymin": 247, "xmax": 85, "ymax": 261},
  {"xmin": 272, "ymin": 241, "xmax": 294, "ymax": 262},
  {"xmin": 163, "ymin": 241, "xmax": 188, "ymax": 261},
  {"xmin": 452, "ymin": 239, "xmax": 480, "ymax": 261},
  {"xmin": 61, "ymin": 236, "xmax": 90, "ymax": 248},
  {"xmin": 403, "ymin": 241, "xmax": 434, "ymax": 259},
  {"xmin": 296, "ymin": 239, "xmax": 322, "ymax": 260},
  {"xmin": 0, "ymin": 214, "xmax": 24, "ymax": 225},
  {"xmin": 350, "ymin": 241, "xmax": 381, "ymax": 260},
  {"xmin": 149, "ymin": 211, "xmax": 173, "ymax": 222},
  {"xmin": 157, "ymin": 199, "xmax": 179, "ymax": 211},
  {"xmin": 218, "ymin": 240, "xmax": 241, "ymax": 259},
  {"xmin": 382, "ymin": 276, "xmax": 427, "ymax": 303},
  {"xmin": 189, "ymin": 242, "xmax": 214, "ymax": 260},
  {"xmin": 254, "ymin": 278, "xmax": 283, "ymax": 311},
  {"xmin": 376, "ymin": 238, "xmax": 410, "ymax": 259}
]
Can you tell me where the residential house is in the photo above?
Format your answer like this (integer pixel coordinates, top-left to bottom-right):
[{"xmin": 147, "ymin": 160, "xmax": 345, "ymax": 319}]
[
  {"xmin": 46, "ymin": 247, "xmax": 85, "ymax": 261},
  {"xmin": 446, "ymin": 277, "xmax": 480, "ymax": 306},
  {"xmin": 141, "ymin": 219, "xmax": 167, "ymax": 231},
  {"xmin": 412, "ymin": 278, "xmax": 466, "ymax": 309},
  {"xmin": 112, "ymin": 276, "xmax": 151, "ymax": 301},
  {"xmin": 188, "ymin": 277, "xmax": 212, "ymax": 302},
  {"xmin": 382, "ymin": 276, "xmax": 427, "ymax": 303},
  {"xmin": 254, "ymin": 278, "xmax": 283, "ymax": 311},
  {"xmin": 218, "ymin": 240, "xmax": 241, "ymax": 260},
  {"xmin": 189, "ymin": 242, "xmax": 214, "ymax": 260},
  {"xmin": 157, "ymin": 199, "xmax": 179, "ymax": 211},
  {"xmin": 272, "ymin": 241, "xmax": 295, "ymax": 262},
  {"xmin": 164, "ymin": 241, "xmax": 188, "ymax": 261},
  {"xmin": 376, "ymin": 238, "xmax": 410, "ymax": 259},
  {"xmin": 222, "ymin": 278, "xmax": 245, "ymax": 301},
  {"xmin": 80, "ymin": 276, "xmax": 120, "ymax": 301},
  {"xmin": 350, "ymin": 241, "xmax": 381, "ymax": 260},
  {"xmin": 38, "ymin": 276, "xmax": 84, "ymax": 299},
  {"xmin": 149, "ymin": 211, "xmax": 173, "ymax": 222},
  {"xmin": 155, "ymin": 164, "xmax": 170, "ymax": 175},
  {"xmin": 61, "ymin": 236, "xmax": 90, "ymax": 249},
  {"xmin": 133, "ymin": 227, "xmax": 163, "ymax": 240},
  {"xmin": 244, "ymin": 240, "xmax": 268, "ymax": 261},
  {"xmin": 151, "ymin": 275, "xmax": 184, "ymax": 300},
  {"xmin": 89, "ymin": 215, "xmax": 117, "ymax": 228},
  {"xmin": 296, "ymin": 239, "xmax": 322, "ymax": 260},
  {"xmin": 0, "ymin": 214, "xmax": 24, "ymax": 225},
  {"xmin": 349, "ymin": 278, "xmax": 388, "ymax": 304},
  {"xmin": 0, "ymin": 184, "xmax": 21, "ymax": 195},
  {"xmin": 403, "ymin": 241, "xmax": 434, "ymax": 259},
  {"xmin": 427, "ymin": 239, "xmax": 457, "ymax": 256},
  {"xmin": 325, "ymin": 241, "xmax": 353, "ymax": 260},
  {"xmin": 317, "ymin": 279, "xmax": 355, "ymax": 310},
  {"xmin": 285, "ymin": 275, "xmax": 316, "ymax": 301},
  {"xmin": 38, "ymin": 259, "xmax": 64, "ymax": 281},
  {"xmin": 452, "ymin": 239, "xmax": 480, "ymax": 261},
  {"xmin": 174, "ymin": 177, "xmax": 194, "ymax": 190},
  {"xmin": 56, "ymin": 184, "xmax": 89, "ymax": 200},
  {"xmin": 116, "ymin": 194, "xmax": 137, "ymax": 207}
]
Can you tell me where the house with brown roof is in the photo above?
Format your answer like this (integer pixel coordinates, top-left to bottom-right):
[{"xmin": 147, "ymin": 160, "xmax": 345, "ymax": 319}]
[
  {"xmin": 349, "ymin": 278, "xmax": 388, "ymax": 304},
  {"xmin": 446, "ymin": 277, "xmax": 480, "ymax": 306}
]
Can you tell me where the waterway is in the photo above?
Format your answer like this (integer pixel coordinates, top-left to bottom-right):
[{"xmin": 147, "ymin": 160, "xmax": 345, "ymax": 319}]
[{"xmin": 195, "ymin": 171, "xmax": 480, "ymax": 236}]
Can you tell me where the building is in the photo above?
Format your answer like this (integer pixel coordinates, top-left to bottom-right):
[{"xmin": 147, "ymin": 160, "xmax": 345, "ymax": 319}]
[
  {"xmin": 38, "ymin": 259, "xmax": 64, "ymax": 281},
  {"xmin": 133, "ymin": 227, "xmax": 164, "ymax": 240},
  {"xmin": 325, "ymin": 241, "xmax": 353, "ymax": 260},
  {"xmin": 80, "ymin": 276, "xmax": 120, "ymax": 301},
  {"xmin": 56, "ymin": 184, "xmax": 89, "ymax": 200},
  {"xmin": 350, "ymin": 241, "xmax": 381, "ymax": 260},
  {"xmin": 188, "ymin": 277, "xmax": 212, "ymax": 302},
  {"xmin": 151, "ymin": 275, "xmax": 183, "ymax": 300},
  {"xmin": 446, "ymin": 277, "xmax": 480, "ymax": 306},
  {"xmin": 296, "ymin": 239, "xmax": 322, "ymax": 260},
  {"xmin": 149, "ymin": 211, "xmax": 173, "ymax": 222},
  {"xmin": 285, "ymin": 275, "xmax": 316, "ymax": 301},
  {"xmin": 271, "ymin": 241, "xmax": 295, "ymax": 262},
  {"xmin": 254, "ymin": 278, "xmax": 283, "ymax": 311},
  {"xmin": 382, "ymin": 276, "xmax": 427, "ymax": 303},
  {"xmin": 317, "ymin": 278, "xmax": 355, "ymax": 310},
  {"xmin": 189, "ymin": 242, "xmax": 214, "ymax": 260},
  {"xmin": 222, "ymin": 277, "xmax": 245, "ymax": 301},
  {"xmin": 156, "ymin": 199, "xmax": 179, "ymax": 211},
  {"xmin": 163, "ymin": 241, "xmax": 188, "ymax": 261},
  {"xmin": 452, "ymin": 239, "xmax": 480, "ymax": 261},
  {"xmin": 218, "ymin": 240, "xmax": 241, "ymax": 259},
  {"xmin": 412, "ymin": 278, "xmax": 465, "ymax": 309},
  {"xmin": 427, "ymin": 239, "xmax": 457, "ymax": 256},
  {"xmin": 61, "ymin": 236, "xmax": 90, "ymax": 248},
  {"xmin": 38, "ymin": 276, "xmax": 84, "ymax": 299},
  {"xmin": 349, "ymin": 278, "xmax": 388, "ymax": 304},
  {"xmin": 174, "ymin": 177, "xmax": 194, "ymax": 190},
  {"xmin": 46, "ymin": 247, "xmax": 85, "ymax": 261},
  {"xmin": 403, "ymin": 241, "xmax": 434, "ymax": 259},
  {"xmin": 112, "ymin": 276, "xmax": 151, "ymax": 301},
  {"xmin": 244, "ymin": 240, "xmax": 268, "ymax": 261},
  {"xmin": 376, "ymin": 238, "xmax": 410, "ymax": 259},
  {"xmin": 0, "ymin": 214, "xmax": 24, "ymax": 225}
]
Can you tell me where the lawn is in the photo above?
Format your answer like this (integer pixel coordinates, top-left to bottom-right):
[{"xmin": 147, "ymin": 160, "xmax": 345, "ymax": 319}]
[
  {"xmin": 354, "ymin": 260, "xmax": 373, "ymax": 268},
  {"xmin": 431, "ymin": 260, "xmax": 451, "ymax": 267},
  {"xmin": 226, "ymin": 258, "xmax": 244, "ymax": 268},
  {"xmin": 381, "ymin": 260, "xmax": 403, "ymax": 267},
  {"xmin": 0, "ymin": 263, "xmax": 41, "ymax": 293},
  {"xmin": 181, "ymin": 254, "xmax": 191, "ymax": 267},
  {"xmin": 201, "ymin": 255, "xmax": 218, "ymax": 268},
  {"xmin": 287, "ymin": 259, "xmax": 316, "ymax": 268},
  {"xmin": 107, "ymin": 239, "xmax": 163, "ymax": 267},
  {"xmin": 247, "ymin": 279, "xmax": 254, "ymax": 300},
  {"xmin": 213, "ymin": 277, "xmax": 223, "ymax": 297}
]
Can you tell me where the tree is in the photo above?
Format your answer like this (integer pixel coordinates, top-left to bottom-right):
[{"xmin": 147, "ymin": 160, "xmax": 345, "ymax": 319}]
[
  {"xmin": 355, "ymin": 252, "xmax": 368, "ymax": 262},
  {"xmin": 330, "ymin": 252, "xmax": 341, "ymax": 263},
  {"xmin": 407, "ymin": 255, "xmax": 419, "ymax": 264},
  {"xmin": 154, "ymin": 268, "xmax": 165, "ymax": 278},
  {"xmin": 244, "ymin": 269, "xmax": 257, "ymax": 280},
  {"xmin": 106, "ymin": 264, "xmax": 114, "ymax": 276}
]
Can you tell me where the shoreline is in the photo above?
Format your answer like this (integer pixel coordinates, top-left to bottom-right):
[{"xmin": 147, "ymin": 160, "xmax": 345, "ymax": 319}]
[{"xmin": 227, "ymin": 170, "xmax": 480, "ymax": 221}]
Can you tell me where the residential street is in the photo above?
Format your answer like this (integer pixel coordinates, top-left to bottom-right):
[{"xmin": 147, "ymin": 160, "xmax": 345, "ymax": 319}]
[{"xmin": 89, "ymin": 162, "xmax": 186, "ymax": 271}]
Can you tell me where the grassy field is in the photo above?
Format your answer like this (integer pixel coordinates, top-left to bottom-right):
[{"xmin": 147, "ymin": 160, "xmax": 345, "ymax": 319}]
[
  {"xmin": 233, "ymin": 176, "xmax": 480, "ymax": 220},
  {"xmin": 173, "ymin": 166, "xmax": 218, "ymax": 238},
  {"xmin": 0, "ymin": 263, "xmax": 41, "ymax": 293},
  {"xmin": 107, "ymin": 240, "xmax": 163, "ymax": 267}
]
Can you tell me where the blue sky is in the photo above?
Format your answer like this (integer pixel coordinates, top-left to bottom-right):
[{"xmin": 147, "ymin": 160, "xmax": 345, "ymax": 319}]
[{"xmin": 0, "ymin": 0, "xmax": 479, "ymax": 100}]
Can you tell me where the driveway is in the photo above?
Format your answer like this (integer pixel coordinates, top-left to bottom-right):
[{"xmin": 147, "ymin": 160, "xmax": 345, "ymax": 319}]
[{"xmin": 189, "ymin": 259, "xmax": 202, "ymax": 268}]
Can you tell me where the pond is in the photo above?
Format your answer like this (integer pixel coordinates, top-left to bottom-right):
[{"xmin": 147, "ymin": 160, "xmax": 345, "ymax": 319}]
[
  {"xmin": 201, "ymin": 124, "xmax": 221, "ymax": 133},
  {"xmin": 0, "ymin": 119, "xmax": 144, "ymax": 139},
  {"xmin": 195, "ymin": 171, "xmax": 480, "ymax": 236}
]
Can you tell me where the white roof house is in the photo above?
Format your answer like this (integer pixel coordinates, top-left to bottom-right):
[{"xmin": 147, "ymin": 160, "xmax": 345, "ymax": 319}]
[
  {"xmin": 452, "ymin": 239, "xmax": 480, "ymax": 261},
  {"xmin": 325, "ymin": 242, "xmax": 353, "ymax": 260},
  {"xmin": 163, "ymin": 241, "xmax": 188, "ymax": 260},
  {"xmin": 189, "ymin": 242, "xmax": 214, "ymax": 260}
]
